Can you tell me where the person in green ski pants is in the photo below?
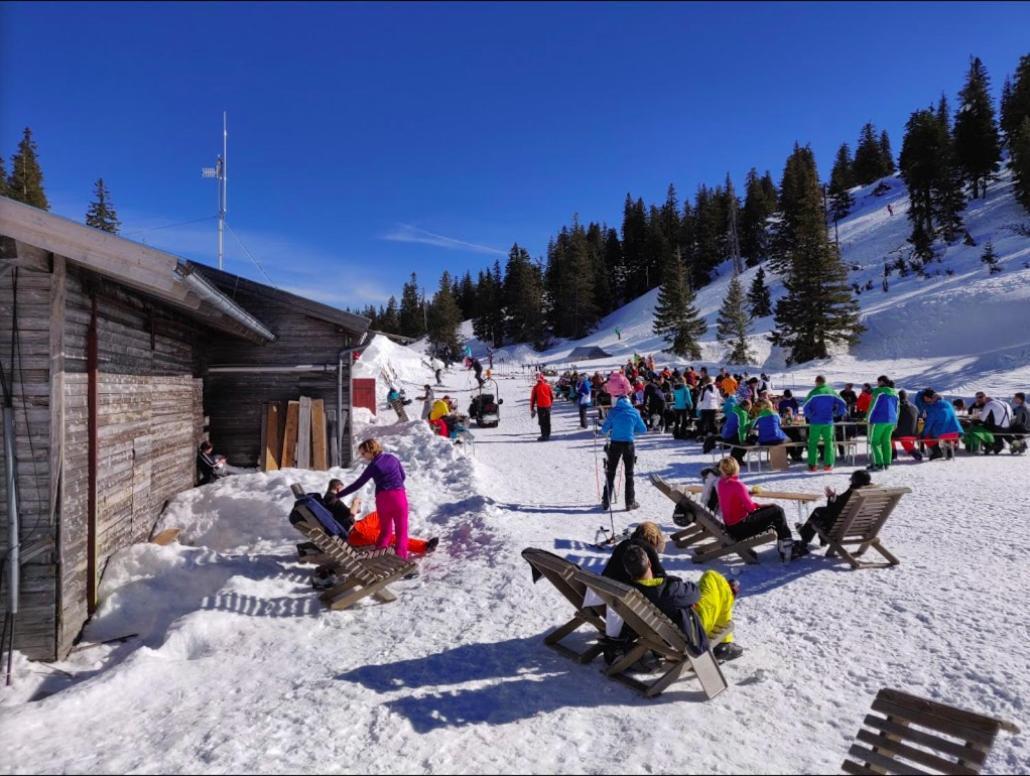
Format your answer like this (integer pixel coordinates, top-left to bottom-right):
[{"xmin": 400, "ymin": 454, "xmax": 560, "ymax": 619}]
[
  {"xmin": 801, "ymin": 376, "xmax": 849, "ymax": 471},
  {"xmin": 865, "ymin": 376, "xmax": 900, "ymax": 470}
]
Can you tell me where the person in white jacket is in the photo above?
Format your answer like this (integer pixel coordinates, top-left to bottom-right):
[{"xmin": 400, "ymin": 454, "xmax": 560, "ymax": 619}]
[
  {"xmin": 697, "ymin": 376, "xmax": 721, "ymax": 437},
  {"xmin": 974, "ymin": 392, "xmax": 1012, "ymax": 453},
  {"xmin": 430, "ymin": 357, "xmax": 445, "ymax": 385}
]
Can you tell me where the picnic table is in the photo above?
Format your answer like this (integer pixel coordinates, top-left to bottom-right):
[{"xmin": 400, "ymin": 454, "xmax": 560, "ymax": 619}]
[{"xmin": 677, "ymin": 483, "xmax": 821, "ymax": 521}]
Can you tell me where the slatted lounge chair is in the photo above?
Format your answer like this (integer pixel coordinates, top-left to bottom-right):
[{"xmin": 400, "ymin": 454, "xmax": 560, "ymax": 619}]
[
  {"xmin": 651, "ymin": 473, "xmax": 776, "ymax": 565},
  {"xmin": 812, "ymin": 486, "xmax": 910, "ymax": 569},
  {"xmin": 521, "ymin": 548, "xmax": 607, "ymax": 663},
  {"xmin": 288, "ymin": 486, "xmax": 416, "ymax": 610},
  {"xmin": 572, "ymin": 569, "xmax": 729, "ymax": 700},
  {"xmin": 842, "ymin": 688, "xmax": 1020, "ymax": 774}
]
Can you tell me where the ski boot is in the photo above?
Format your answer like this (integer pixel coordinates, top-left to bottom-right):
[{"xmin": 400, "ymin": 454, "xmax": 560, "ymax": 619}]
[{"xmin": 777, "ymin": 538, "xmax": 795, "ymax": 562}]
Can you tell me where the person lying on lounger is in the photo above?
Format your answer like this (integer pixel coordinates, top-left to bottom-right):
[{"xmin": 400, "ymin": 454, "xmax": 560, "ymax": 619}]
[{"xmin": 323, "ymin": 479, "xmax": 438, "ymax": 555}]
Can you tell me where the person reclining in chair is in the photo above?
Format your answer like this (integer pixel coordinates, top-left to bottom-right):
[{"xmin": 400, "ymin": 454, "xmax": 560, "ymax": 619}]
[
  {"xmin": 795, "ymin": 469, "xmax": 873, "ymax": 553},
  {"xmin": 617, "ymin": 544, "xmax": 743, "ymax": 663},
  {"xmin": 322, "ymin": 479, "xmax": 439, "ymax": 555}
]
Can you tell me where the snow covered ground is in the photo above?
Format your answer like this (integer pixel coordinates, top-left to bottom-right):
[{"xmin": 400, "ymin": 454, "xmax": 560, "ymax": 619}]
[{"xmin": 2, "ymin": 359, "xmax": 1028, "ymax": 774}]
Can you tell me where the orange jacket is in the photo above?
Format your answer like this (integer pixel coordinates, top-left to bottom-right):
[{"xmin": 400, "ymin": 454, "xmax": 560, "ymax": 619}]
[
  {"xmin": 530, "ymin": 381, "xmax": 554, "ymax": 410},
  {"xmin": 348, "ymin": 511, "xmax": 431, "ymax": 555}
]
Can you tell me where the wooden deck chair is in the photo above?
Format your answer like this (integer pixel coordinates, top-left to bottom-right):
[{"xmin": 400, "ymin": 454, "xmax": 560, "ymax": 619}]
[
  {"xmin": 521, "ymin": 548, "xmax": 607, "ymax": 664},
  {"xmin": 650, "ymin": 474, "xmax": 776, "ymax": 565},
  {"xmin": 813, "ymin": 486, "xmax": 911, "ymax": 569},
  {"xmin": 842, "ymin": 688, "xmax": 1020, "ymax": 775},
  {"xmin": 571, "ymin": 570, "xmax": 728, "ymax": 700},
  {"xmin": 289, "ymin": 493, "xmax": 417, "ymax": 610}
]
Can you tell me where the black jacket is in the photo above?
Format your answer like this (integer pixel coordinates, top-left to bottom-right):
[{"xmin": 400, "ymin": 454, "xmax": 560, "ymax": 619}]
[
  {"xmin": 894, "ymin": 401, "xmax": 919, "ymax": 437},
  {"xmin": 602, "ymin": 538, "xmax": 667, "ymax": 585},
  {"xmin": 197, "ymin": 450, "xmax": 221, "ymax": 485},
  {"xmin": 321, "ymin": 491, "xmax": 355, "ymax": 533},
  {"xmin": 628, "ymin": 576, "xmax": 709, "ymax": 655}
]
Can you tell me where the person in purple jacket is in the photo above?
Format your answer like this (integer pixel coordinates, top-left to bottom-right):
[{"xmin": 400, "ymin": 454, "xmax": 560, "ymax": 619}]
[{"xmin": 337, "ymin": 438, "xmax": 411, "ymax": 559}]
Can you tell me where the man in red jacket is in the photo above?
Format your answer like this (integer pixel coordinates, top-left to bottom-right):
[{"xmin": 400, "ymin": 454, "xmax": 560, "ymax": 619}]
[{"xmin": 530, "ymin": 373, "xmax": 554, "ymax": 441}]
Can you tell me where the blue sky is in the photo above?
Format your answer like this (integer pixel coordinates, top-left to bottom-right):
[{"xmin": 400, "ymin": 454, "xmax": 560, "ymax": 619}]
[{"xmin": 2, "ymin": 1, "xmax": 1028, "ymax": 309}]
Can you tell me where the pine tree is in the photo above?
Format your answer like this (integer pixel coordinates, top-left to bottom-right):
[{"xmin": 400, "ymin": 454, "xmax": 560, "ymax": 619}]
[
  {"xmin": 456, "ymin": 271, "xmax": 476, "ymax": 320},
  {"xmin": 585, "ymin": 222, "xmax": 613, "ymax": 316},
  {"xmin": 1000, "ymin": 55, "xmax": 1030, "ymax": 141},
  {"xmin": 980, "ymin": 240, "xmax": 1001, "ymax": 274},
  {"xmin": 398, "ymin": 272, "xmax": 426, "ymax": 338},
  {"xmin": 760, "ymin": 171, "xmax": 778, "ymax": 211},
  {"xmin": 0, "ymin": 155, "xmax": 6, "ymax": 197},
  {"xmin": 84, "ymin": 178, "xmax": 121, "ymax": 233},
  {"xmin": 427, "ymin": 271, "xmax": 463, "ymax": 355},
  {"xmin": 954, "ymin": 56, "xmax": 1002, "ymax": 198},
  {"xmin": 379, "ymin": 296, "xmax": 400, "ymax": 333},
  {"xmin": 693, "ymin": 184, "xmax": 723, "ymax": 286},
  {"xmin": 853, "ymin": 122, "xmax": 887, "ymax": 185},
  {"xmin": 652, "ymin": 250, "xmax": 707, "ymax": 359},
  {"xmin": 545, "ymin": 223, "xmax": 598, "ymax": 339},
  {"xmin": 747, "ymin": 266, "xmax": 773, "ymax": 318},
  {"xmin": 658, "ymin": 184, "xmax": 680, "ymax": 247},
  {"xmin": 7, "ymin": 127, "xmax": 49, "ymax": 209},
  {"xmin": 644, "ymin": 204, "xmax": 672, "ymax": 290},
  {"xmin": 503, "ymin": 243, "xmax": 546, "ymax": 345},
  {"xmin": 740, "ymin": 168, "xmax": 773, "ymax": 267},
  {"xmin": 1010, "ymin": 116, "xmax": 1030, "ymax": 212},
  {"xmin": 879, "ymin": 130, "xmax": 896, "ymax": 175},
  {"xmin": 828, "ymin": 143, "xmax": 855, "ymax": 221},
  {"xmin": 724, "ymin": 173, "xmax": 743, "ymax": 274},
  {"xmin": 934, "ymin": 97, "xmax": 967, "ymax": 243},
  {"xmin": 769, "ymin": 145, "xmax": 863, "ymax": 364},
  {"xmin": 604, "ymin": 227, "xmax": 626, "ymax": 307},
  {"xmin": 717, "ymin": 275, "xmax": 753, "ymax": 364},
  {"xmin": 620, "ymin": 195, "xmax": 648, "ymax": 299},
  {"xmin": 771, "ymin": 143, "xmax": 824, "ymax": 275},
  {"xmin": 471, "ymin": 269, "xmax": 499, "ymax": 346}
]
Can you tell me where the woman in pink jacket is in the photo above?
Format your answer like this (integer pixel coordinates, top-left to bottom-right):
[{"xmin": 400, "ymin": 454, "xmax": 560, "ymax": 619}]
[{"xmin": 714, "ymin": 457, "xmax": 802, "ymax": 561}]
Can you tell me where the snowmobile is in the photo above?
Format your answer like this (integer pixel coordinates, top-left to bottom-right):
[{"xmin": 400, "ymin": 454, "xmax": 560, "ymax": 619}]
[{"xmin": 467, "ymin": 378, "xmax": 503, "ymax": 428}]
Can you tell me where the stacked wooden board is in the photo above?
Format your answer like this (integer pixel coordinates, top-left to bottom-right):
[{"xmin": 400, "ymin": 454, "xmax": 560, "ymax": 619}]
[{"xmin": 260, "ymin": 397, "xmax": 329, "ymax": 471}]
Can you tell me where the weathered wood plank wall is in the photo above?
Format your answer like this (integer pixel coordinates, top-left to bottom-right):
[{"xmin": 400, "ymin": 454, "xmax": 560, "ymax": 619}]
[{"xmin": 0, "ymin": 241, "xmax": 56, "ymax": 660}]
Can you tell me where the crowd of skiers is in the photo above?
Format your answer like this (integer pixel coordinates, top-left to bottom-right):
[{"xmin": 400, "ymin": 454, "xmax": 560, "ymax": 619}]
[{"xmin": 529, "ymin": 357, "xmax": 1029, "ymax": 523}]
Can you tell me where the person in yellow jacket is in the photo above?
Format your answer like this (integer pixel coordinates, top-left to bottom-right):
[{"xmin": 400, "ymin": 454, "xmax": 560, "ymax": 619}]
[{"xmin": 429, "ymin": 397, "xmax": 451, "ymax": 422}]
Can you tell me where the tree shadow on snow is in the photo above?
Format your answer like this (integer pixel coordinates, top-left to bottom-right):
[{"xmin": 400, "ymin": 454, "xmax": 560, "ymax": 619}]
[{"xmin": 335, "ymin": 634, "xmax": 705, "ymax": 732}]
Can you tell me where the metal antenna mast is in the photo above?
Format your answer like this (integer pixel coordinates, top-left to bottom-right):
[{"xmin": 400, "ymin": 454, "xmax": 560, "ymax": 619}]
[{"xmin": 202, "ymin": 112, "xmax": 228, "ymax": 269}]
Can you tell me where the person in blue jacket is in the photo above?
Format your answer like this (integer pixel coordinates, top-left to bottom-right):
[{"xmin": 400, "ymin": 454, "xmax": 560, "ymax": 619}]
[
  {"xmin": 599, "ymin": 395, "xmax": 647, "ymax": 511},
  {"xmin": 915, "ymin": 388, "xmax": 963, "ymax": 460},
  {"xmin": 754, "ymin": 399, "xmax": 804, "ymax": 463},
  {"xmin": 672, "ymin": 377, "xmax": 693, "ymax": 436},
  {"xmin": 576, "ymin": 373, "xmax": 592, "ymax": 429}
]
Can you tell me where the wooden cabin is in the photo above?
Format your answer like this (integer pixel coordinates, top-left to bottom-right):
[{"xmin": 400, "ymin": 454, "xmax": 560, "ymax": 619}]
[
  {"xmin": 189, "ymin": 263, "xmax": 369, "ymax": 470},
  {"xmin": 0, "ymin": 197, "xmax": 369, "ymax": 661}
]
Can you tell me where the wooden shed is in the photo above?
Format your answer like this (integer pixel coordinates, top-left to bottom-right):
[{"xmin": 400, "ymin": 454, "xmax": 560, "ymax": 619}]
[
  {"xmin": 0, "ymin": 196, "xmax": 368, "ymax": 661},
  {"xmin": 190, "ymin": 263, "xmax": 370, "ymax": 471}
]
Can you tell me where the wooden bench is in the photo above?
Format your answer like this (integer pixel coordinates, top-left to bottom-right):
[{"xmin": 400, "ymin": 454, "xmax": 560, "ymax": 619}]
[
  {"xmin": 712, "ymin": 438, "xmax": 860, "ymax": 471},
  {"xmin": 572, "ymin": 570, "xmax": 729, "ymax": 699},
  {"xmin": 288, "ymin": 486, "xmax": 417, "ymax": 610},
  {"xmin": 812, "ymin": 486, "xmax": 910, "ymax": 569},
  {"xmin": 521, "ymin": 548, "xmax": 607, "ymax": 664},
  {"xmin": 650, "ymin": 474, "xmax": 776, "ymax": 565},
  {"xmin": 842, "ymin": 688, "xmax": 1019, "ymax": 774}
]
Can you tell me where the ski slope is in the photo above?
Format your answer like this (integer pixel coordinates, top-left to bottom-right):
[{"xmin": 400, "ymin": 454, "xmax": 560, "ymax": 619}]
[{"xmin": 486, "ymin": 166, "xmax": 1030, "ymax": 397}]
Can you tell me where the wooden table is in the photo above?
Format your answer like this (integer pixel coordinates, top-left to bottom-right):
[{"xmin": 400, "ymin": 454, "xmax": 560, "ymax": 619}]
[{"xmin": 678, "ymin": 483, "xmax": 821, "ymax": 521}]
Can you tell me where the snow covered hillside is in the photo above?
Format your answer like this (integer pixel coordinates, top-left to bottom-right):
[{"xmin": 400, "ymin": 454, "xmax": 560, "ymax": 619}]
[
  {"xmin": 2, "ymin": 366, "xmax": 1027, "ymax": 774},
  {"xmin": 486, "ymin": 167, "xmax": 1030, "ymax": 396}
]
